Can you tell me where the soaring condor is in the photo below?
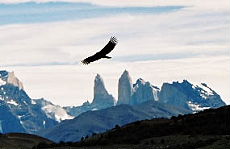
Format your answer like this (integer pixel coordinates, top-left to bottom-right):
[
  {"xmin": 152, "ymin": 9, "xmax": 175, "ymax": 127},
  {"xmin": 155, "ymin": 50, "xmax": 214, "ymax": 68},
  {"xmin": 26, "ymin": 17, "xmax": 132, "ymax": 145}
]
[{"xmin": 81, "ymin": 37, "xmax": 118, "ymax": 64}]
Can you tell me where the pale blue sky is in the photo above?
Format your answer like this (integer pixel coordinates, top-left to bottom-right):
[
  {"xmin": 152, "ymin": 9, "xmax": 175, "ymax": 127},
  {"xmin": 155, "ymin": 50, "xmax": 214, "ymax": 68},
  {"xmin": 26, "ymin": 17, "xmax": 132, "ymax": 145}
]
[
  {"xmin": 0, "ymin": 0, "xmax": 229, "ymax": 106},
  {"xmin": 0, "ymin": 2, "xmax": 183, "ymax": 25}
]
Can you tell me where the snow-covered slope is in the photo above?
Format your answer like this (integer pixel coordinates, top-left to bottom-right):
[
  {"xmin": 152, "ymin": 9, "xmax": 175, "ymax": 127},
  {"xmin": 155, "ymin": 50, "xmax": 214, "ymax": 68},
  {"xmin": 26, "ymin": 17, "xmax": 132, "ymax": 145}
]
[
  {"xmin": 0, "ymin": 70, "xmax": 72, "ymax": 134},
  {"xmin": 159, "ymin": 80, "xmax": 226, "ymax": 112},
  {"xmin": 34, "ymin": 99, "xmax": 73, "ymax": 122}
]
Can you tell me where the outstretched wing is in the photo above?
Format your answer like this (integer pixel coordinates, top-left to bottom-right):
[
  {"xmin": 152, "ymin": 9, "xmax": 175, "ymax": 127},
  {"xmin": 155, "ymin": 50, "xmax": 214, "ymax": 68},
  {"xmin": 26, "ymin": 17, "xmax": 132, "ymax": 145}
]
[
  {"xmin": 99, "ymin": 36, "xmax": 118, "ymax": 55},
  {"xmin": 81, "ymin": 37, "xmax": 118, "ymax": 64},
  {"xmin": 81, "ymin": 52, "xmax": 102, "ymax": 65}
]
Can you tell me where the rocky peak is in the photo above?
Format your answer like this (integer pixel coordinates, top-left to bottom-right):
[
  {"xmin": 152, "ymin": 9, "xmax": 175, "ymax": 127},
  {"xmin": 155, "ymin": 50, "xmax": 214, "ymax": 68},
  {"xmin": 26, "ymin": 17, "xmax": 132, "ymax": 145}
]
[
  {"xmin": 82, "ymin": 100, "xmax": 90, "ymax": 106},
  {"xmin": 117, "ymin": 70, "xmax": 133, "ymax": 105},
  {"xmin": 159, "ymin": 80, "xmax": 226, "ymax": 112},
  {"xmin": 0, "ymin": 70, "xmax": 24, "ymax": 90},
  {"xmin": 0, "ymin": 71, "xmax": 8, "ymax": 86},
  {"xmin": 199, "ymin": 83, "xmax": 216, "ymax": 94},
  {"xmin": 134, "ymin": 78, "xmax": 145, "ymax": 87},
  {"xmin": 158, "ymin": 82, "xmax": 188, "ymax": 107},
  {"xmin": 132, "ymin": 78, "xmax": 159, "ymax": 105},
  {"xmin": 93, "ymin": 74, "xmax": 109, "ymax": 99},
  {"xmin": 92, "ymin": 74, "xmax": 115, "ymax": 107},
  {"xmin": 172, "ymin": 80, "xmax": 192, "ymax": 88},
  {"xmin": 7, "ymin": 72, "xmax": 24, "ymax": 90},
  {"xmin": 0, "ymin": 70, "xmax": 8, "ymax": 80}
]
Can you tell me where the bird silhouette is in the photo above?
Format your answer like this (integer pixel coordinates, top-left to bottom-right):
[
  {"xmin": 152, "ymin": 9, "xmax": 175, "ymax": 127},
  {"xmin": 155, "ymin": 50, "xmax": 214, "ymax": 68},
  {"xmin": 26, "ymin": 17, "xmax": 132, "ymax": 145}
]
[{"xmin": 81, "ymin": 37, "xmax": 118, "ymax": 64}]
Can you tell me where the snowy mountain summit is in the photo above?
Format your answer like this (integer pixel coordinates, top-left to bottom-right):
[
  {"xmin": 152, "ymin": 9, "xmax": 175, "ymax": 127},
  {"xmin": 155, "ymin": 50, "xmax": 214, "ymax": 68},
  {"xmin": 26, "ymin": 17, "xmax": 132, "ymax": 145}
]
[
  {"xmin": 159, "ymin": 80, "xmax": 226, "ymax": 112},
  {"xmin": 0, "ymin": 70, "xmax": 72, "ymax": 134},
  {"xmin": 0, "ymin": 71, "xmax": 23, "ymax": 90}
]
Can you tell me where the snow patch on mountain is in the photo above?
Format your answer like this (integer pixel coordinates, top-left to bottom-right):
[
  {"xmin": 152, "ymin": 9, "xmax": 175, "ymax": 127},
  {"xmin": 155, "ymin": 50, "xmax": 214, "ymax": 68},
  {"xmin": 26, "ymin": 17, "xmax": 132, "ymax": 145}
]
[
  {"xmin": 192, "ymin": 83, "xmax": 215, "ymax": 99},
  {"xmin": 187, "ymin": 101, "xmax": 210, "ymax": 113},
  {"xmin": 31, "ymin": 99, "xmax": 36, "ymax": 104},
  {"xmin": 43, "ymin": 120, "xmax": 46, "ymax": 128},
  {"xmin": 159, "ymin": 80, "xmax": 225, "ymax": 112},
  {"xmin": 42, "ymin": 104, "xmax": 73, "ymax": 122},
  {"xmin": 0, "ymin": 70, "xmax": 72, "ymax": 133},
  {"xmin": 7, "ymin": 100, "xmax": 18, "ymax": 106}
]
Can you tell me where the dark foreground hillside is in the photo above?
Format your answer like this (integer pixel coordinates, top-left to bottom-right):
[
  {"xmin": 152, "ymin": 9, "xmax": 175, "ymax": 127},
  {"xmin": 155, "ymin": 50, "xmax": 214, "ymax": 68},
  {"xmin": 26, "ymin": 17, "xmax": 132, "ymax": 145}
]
[
  {"xmin": 0, "ymin": 133, "xmax": 53, "ymax": 149},
  {"xmin": 33, "ymin": 105, "xmax": 230, "ymax": 149}
]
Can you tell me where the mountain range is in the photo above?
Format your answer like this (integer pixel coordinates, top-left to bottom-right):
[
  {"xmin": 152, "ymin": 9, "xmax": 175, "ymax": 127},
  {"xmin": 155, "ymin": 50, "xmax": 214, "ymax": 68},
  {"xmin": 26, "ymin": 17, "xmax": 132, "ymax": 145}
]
[
  {"xmin": 40, "ymin": 101, "xmax": 191, "ymax": 142},
  {"xmin": 64, "ymin": 70, "xmax": 225, "ymax": 118},
  {"xmin": 0, "ymin": 69, "xmax": 226, "ymax": 143},
  {"xmin": 0, "ymin": 70, "xmax": 72, "ymax": 134},
  {"xmin": 1, "ymin": 105, "xmax": 229, "ymax": 149},
  {"xmin": 40, "ymin": 70, "xmax": 226, "ymax": 142}
]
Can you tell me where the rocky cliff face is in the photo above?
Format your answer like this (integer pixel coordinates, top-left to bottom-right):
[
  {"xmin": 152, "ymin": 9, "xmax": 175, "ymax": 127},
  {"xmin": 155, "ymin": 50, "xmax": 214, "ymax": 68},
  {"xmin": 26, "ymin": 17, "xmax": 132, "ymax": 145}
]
[
  {"xmin": 0, "ymin": 85, "xmax": 58, "ymax": 134},
  {"xmin": 92, "ymin": 74, "xmax": 115, "ymax": 107},
  {"xmin": 6, "ymin": 72, "xmax": 24, "ymax": 90},
  {"xmin": 117, "ymin": 71, "xmax": 160, "ymax": 105},
  {"xmin": 0, "ymin": 100, "xmax": 26, "ymax": 133},
  {"xmin": 117, "ymin": 70, "xmax": 133, "ymax": 105},
  {"xmin": 132, "ymin": 78, "xmax": 160, "ymax": 105},
  {"xmin": 159, "ymin": 80, "xmax": 226, "ymax": 112},
  {"xmin": 116, "ymin": 71, "xmax": 225, "ymax": 112},
  {"xmin": 0, "ymin": 70, "xmax": 72, "ymax": 134},
  {"xmin": 0, "ymin": 71, "xmax": 23, "ymax": 90},
  {"xmin": 65, "ymin": 74, "xmax": 115, "ymax": 117}
]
